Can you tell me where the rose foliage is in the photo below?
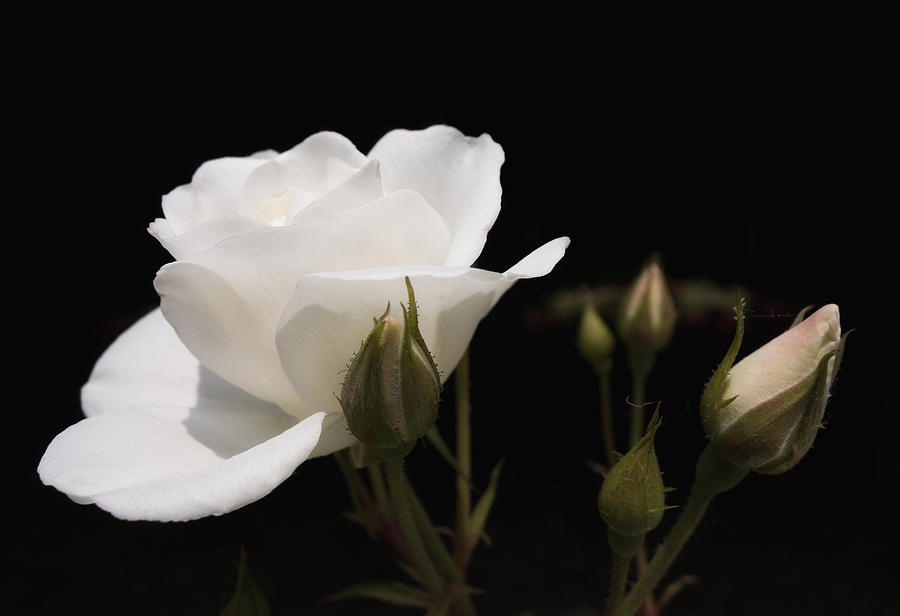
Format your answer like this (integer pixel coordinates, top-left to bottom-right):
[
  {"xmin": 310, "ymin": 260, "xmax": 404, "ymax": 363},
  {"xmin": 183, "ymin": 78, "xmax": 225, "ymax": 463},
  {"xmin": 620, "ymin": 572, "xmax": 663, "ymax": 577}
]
[{"xmin": 39, "ymin": 126, "xmax": 569, "ymax": 521}]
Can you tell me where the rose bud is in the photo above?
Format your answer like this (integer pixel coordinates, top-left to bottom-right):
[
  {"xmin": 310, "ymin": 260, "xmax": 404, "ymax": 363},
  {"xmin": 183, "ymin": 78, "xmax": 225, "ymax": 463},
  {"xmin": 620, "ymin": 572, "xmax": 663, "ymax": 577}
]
[
  {"xmin": 617, "ymin": 257, "xmax": 677, "ymax": 354},
  {"xmin": 577, "ymin": 300, "xmax": 616, "ymax": 373},
  {"xmin": 339, "ymin": 277, "xmax": 441, "ymax": 461},
  {"xmin": 598, "ymin": 410, "xmax": 667, "ymax": 556},
  {"xmin": 701, "ymin": 301, "xmax": 848, "ymax": 475}
]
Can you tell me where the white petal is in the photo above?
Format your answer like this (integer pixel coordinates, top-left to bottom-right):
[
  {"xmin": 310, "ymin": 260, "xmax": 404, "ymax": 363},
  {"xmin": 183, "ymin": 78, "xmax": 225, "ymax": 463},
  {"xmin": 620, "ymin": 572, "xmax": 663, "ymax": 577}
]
[
  {"xmin": 503, "ymin": 236, "xmax": 571, "ymax": 279},
  {"xmin": 80, "ymin": 308, "xmax": 301, "ymax": 448},
  {"xmin": 290, "ymin": 159, "xmax": 384, "ymax": 226},
  {"xmin": 85, "ymin": 309, "xmax": 353, "ymax": 457},
  {"xmin": 82, "ymin": 308, "xmax": 206, "ymax": 417},
  {"xmin": 39, "ymin": 410, "xmax": 325, "ymax": 522},
  {"xmin": 242, "ymin": 132, "xmax": 368, "ymax": 207},
  {"xmin": 161, "ymin": 150, "xmax": 278, "ymax": 234},
  {"xmin": 369, "ymin": 125, "xmax": 505, "ymax": 267},
  {"xmin": 275, "ymin": 238, "xmax": 569, "ymax": 415},
  {"xmin": 149, "ymin": 215, "xmax": 271, "ymax": 260},
  {"xmin": 40, "ymin": 309, "xmax": 333, "ymax": 521},
  {"xmin": 310, "ymin": 411, "xmax": 357, "ymax": 458},
  {"xmin": 154, "ymin": 192, "xmax": 451, "ymax": 416}
]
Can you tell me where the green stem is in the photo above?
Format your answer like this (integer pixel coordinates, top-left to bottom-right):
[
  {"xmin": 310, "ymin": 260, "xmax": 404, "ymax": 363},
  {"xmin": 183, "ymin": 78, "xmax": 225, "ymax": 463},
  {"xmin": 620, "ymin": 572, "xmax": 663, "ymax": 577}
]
[
  {"xmin": 384, "ymin": 458, "xmax": 445, "ymax": 595},
  {"xmin": 635, "ymin": 546, "xmax": 657, "ymax": 615},
  {"xmin": 455, "ymin": 350, "xmax": 472, "ymax": 565},
  {"xmin": 615, "ymin": 445, "xmax": 748, "ymax": 616},
  {"xmin": 599, "ymin": 368, "xmax": 616, "ymax": 467},
  {"xmin": 628, "ymin": 366, "xmax": 648, "ymax": 448},
  {"xmin": 368, "ymin": 462, "xmax": 390, "ymax": 517},
  {"xmin": 626, "ymin": 350, "xmax": 656, "ymax": 448},
  {"xmin": 607, "ymin": 554, "xmax": 630, "ymax": 616},
  {"xmin": 335, "ymin": 450, "xmax": 364, "ymax": 513}
]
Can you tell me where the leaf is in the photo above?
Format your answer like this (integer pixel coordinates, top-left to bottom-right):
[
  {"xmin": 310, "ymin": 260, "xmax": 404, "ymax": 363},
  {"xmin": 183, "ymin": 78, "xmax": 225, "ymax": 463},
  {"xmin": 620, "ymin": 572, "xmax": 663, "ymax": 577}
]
[
  {"xmin": 335, "ymin": 449, "xmax": 375, "ymax": 538},
  {"xmin": 657, "ymin": 574, "xmax": 700, "ymax": 609},
  {"xmin": 699, "ymin": 289, "xmax": 745, "ymax": 430},
  {"xmin": 220, "ymin": 547, "xmax": 270, "ymax": 616},
  {"xmin": 341, "ymin": 510, "xmax": 370, "ymax": 529},
  {"xmin": 425, "ymin": 426, "xmax": 479, "ymax": 492},
  {"xmin": 467, "ymin": 458, "xmax": 506, "ymax": 547},
  {"xmin": 789, "ymin": 304, "xmax": 816, "ymax": 330},
  {"xmin": 424, "ymin": 593, "xmax": 454, "ymax": 616},
  {"xmin": 327, "ymin": 581, "xmax": 434, "ymax": 608},
  {"xmin": 394, "ymin": 558, "xmax": 425, "ymax": 586}
]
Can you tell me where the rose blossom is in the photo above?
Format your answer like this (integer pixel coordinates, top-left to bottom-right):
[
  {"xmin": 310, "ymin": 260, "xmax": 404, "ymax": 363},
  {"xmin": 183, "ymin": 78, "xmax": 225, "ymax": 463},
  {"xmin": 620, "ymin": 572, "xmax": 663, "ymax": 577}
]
[{"xmin": 38, "ymin": 126, "xmax": 569, "ymax": 521}]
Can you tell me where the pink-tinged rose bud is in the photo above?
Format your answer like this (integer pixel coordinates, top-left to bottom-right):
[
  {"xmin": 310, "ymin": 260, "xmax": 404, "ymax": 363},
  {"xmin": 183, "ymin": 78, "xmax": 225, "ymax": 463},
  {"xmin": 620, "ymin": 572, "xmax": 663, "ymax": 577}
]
[
  {"xmin": 701, "ymin": 301, "xmax": 848, "ymax": 474},
  {"xmin": 618, "ymin": 259, "xmax": 677, "ymax": 353}
]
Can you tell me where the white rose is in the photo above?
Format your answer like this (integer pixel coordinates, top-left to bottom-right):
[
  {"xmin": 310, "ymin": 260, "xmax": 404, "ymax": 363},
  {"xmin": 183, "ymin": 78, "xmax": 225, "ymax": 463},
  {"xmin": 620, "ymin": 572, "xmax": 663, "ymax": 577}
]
[{"xmin": 38, "ymin": 125, "xmax": 569, "ymax": 521}]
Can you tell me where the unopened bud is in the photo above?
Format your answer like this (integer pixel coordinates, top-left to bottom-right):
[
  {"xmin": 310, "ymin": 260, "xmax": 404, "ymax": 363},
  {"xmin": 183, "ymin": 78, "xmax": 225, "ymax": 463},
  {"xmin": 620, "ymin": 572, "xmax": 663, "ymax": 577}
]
[
  {"xmin": 701, "ymin": 298, "xmax": 848, "ymax": 474},
  {"xmin": 339, "ymin": 278, "xmax": 441, "ymax": 461},
  {"xmin": 618, "ymin": 258, "xmax": 677, "ymax": 353},
  {"xmin": 598, "ymin": 410, "xmax": 666, "ymax": 547},
  {"xmin": 577, "ymin": 301, "xmax": 615, "ymax": 373}
]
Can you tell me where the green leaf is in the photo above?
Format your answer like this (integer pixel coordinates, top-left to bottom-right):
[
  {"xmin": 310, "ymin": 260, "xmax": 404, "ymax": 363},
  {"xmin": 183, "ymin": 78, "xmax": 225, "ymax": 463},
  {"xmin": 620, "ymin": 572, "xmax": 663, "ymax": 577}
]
[
  {"xmin": 424, "ymin": 593, "xmax": 454, "ymax": 616},
  {"xmin": 341, "ymin": 510, "xmax": 370, "ymax": 529},
  {"xmin": 831, "ymin": 328, "xmax": 855, "ymax": 384},
  {"xmin": 393, "ymin": 558, "xmax": 424, "ymax": 585},
  {"xmin": 699, "ymin": 289, "xmax": 745, "ymax": 432},
  {"xmin": 657, "ymin": 574, "xmax": 700, "ymax": 609},
  {"xmin": 467, "ymin": 458, "xmax": 506, "ymax": 547},
  {"xmin": 220, "ymin": 547, "xmax": 270, "ymax": 616},
  {"xmin": 327, "ymin": 581, "xmax": 434, "ymax": 608},
  {"xmin": 335, "ymin": 450, "xmax": 375, "ymax": 538},
  {"xmin": 789, "ymin": 304, "xmax": 816, "ymax": 330},
  {"xmin": 425, "ymin": 426, "xmax": 478, "ymax": 492}
]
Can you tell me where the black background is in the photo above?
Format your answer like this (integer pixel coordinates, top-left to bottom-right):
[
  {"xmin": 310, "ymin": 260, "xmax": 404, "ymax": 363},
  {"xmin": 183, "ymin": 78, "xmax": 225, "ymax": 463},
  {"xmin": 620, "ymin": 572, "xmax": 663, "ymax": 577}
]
[{"xmin": 6, "ymin": 30, "xmax": 892, "ymax": 616}]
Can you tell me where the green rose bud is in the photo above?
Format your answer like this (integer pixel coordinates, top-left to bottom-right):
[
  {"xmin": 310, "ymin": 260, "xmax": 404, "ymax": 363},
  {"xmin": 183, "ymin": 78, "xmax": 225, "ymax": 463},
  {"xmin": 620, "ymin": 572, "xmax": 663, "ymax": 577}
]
[
  {"xmin": 339, "ymin": 277, "xmax": 441, "ymax": 461},
  {"xmin": 598, "ymin": 410, "xmax": 666, "ymax": 554},
  {"xmin": 618, "ymin": 257, "xmax": 677, "ymax": 353},
  {"xmin": 701, "ymin": 298, "xmax": 849, "ymax": 474},
  {"xmin": 576, "ymin": 300, "xmax": 616, "ymax": 373}
]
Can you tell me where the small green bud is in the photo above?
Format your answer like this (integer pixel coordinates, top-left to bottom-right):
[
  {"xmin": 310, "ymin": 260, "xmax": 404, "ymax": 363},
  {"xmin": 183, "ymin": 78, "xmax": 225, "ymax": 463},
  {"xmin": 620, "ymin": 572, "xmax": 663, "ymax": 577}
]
[
  {"xmin": 339, "ymin": 278, "xmax": 441, "ymax": 461},
  {"xmin": 617, "ymin": 257, "xmax": 677, "ymax": 353},
  {"xmin": 598, "ymin": 410, "xmax": 666, "ymax": 540},
  {"xmin": 576, "ymin": 300, "xmax": 615, "ymax": 373},
  {"xmin": 700, "ymin": 299, "xmax": 848, "ymax": 474}
]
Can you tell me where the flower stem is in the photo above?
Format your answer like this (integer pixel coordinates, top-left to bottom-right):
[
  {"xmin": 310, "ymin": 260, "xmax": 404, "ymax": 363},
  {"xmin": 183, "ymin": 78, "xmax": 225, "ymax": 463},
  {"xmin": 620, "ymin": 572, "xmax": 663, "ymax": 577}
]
[
  {"xmin": 455, "ymin": 349, "xmax": 472, "ymax": 566},
  {"xmin": 635, "ymin": 546, "xmax": 658, "ymax": 616},
  {"xmin": 607, "ymin": 554, "xmax": 630, "ymax": 616},
  {"xmin": 615, "ymin": 445, "xmax": 748, "ymax": 616},
  {"xmin": 368, "ymin": 462, "xmax": 390, "ymax": 517},
  {"xmin": 384, "ymin": 458, "xmax": 445, "ymax": 595},
  {"xmin": 627, "ymin": 356, "xmax": 651, "ymax": 448},
  {"xmin": 624, "ymin": 349, "xmax": 654, "ymax": 613},
  {"xmin": 599, "ymin": 368, "xmax": 616, "ymax": 468}
]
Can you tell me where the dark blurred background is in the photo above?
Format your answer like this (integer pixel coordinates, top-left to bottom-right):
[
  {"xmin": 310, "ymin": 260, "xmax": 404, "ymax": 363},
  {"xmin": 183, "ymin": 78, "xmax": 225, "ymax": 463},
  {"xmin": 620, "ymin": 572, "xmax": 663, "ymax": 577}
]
[{"xmin": 6, "ymin": 30, "xmax": 891, "ymax": 616}]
